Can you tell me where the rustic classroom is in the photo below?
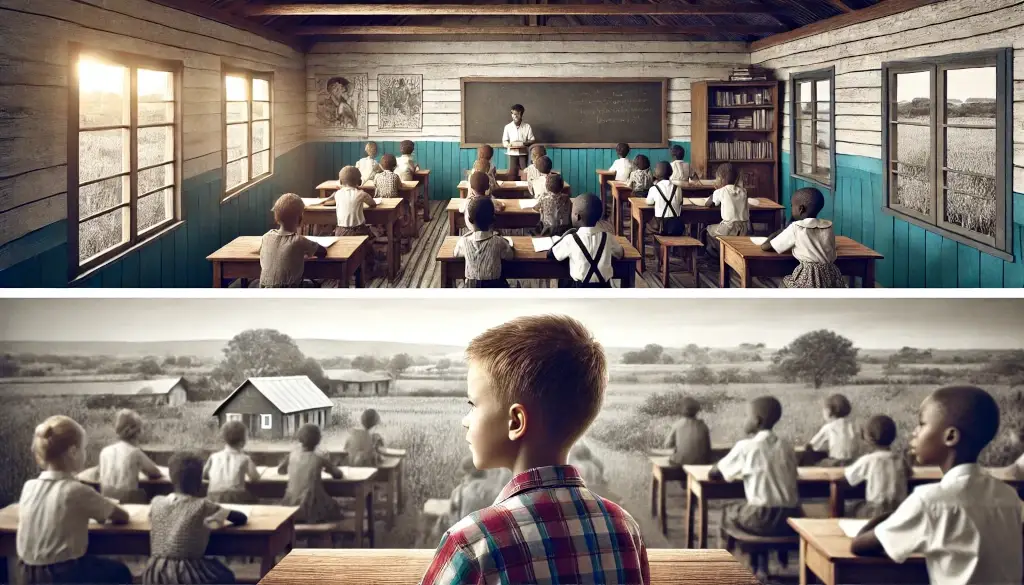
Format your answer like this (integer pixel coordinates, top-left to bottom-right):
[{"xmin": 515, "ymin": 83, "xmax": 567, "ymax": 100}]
[{"xmin": 0, "ymin": 0, "xmax": 1021, "ymax": 288}]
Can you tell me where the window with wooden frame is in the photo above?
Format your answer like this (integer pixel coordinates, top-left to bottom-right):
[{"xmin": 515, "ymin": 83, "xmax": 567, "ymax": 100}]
[
  {"xmin": 69, "ymin": 46, "xmax": 182, "ymax": 279},
  {"xmin": 791, "ymin": 68, "xmax": 835, "ymax": 189},
  {"xmin": 224, "ymin": 70, "xmax": 272, "ymax": 198},
  {"xmin": 882, "ymin": 50, "xmax": 1012, "ymax": 259}
]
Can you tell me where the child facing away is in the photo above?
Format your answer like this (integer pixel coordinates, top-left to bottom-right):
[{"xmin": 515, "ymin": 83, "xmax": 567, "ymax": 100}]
[
  {"xmin": 669, "ymin": 144, "xmax": 690, "ymax": 181},
  {"xmin": 609, "ymin": 142, "xmax": 635, "ymax": 181},
  {"xmin": 396, "ymin": 139, "xmax": 419, "ymax": 182},
  {"xmin": 204, "ymin": 420, "xmax": 261, "ymax": 504},
  {"xmin": 260, "ymin": 193, "xmax": 327, "ymax": 288},
  {"xmin": 375, "ymin": 154, "xmax": 413, "ymax": 237},
  {"xmin": 704, "ymin": 163, "xmax": 750, "ymax": 256},
  {"xmin": 459, "ymin": 171, "xmax": 506, "ymax": 215},
  {"xmin": 477, "ymin": 144, "xmax": 498, "ymax": 181},
  {"xmin": 709, "ymin": 396, "xmax": 802, "ymax": 541},
  {"xmin": 278, "ymin": 424, "xmax": 345, "ymax": 524},
  {"xmin": 528, "ymin": 155, "xmax": 554, "ymax": 198},
  {"xmin": 662, "ymin": 396, "xmax": 712, "ymax": 469},
  {"xmin": 806, "ymin": 393, "xmax": 860, "ymax": 467},
  {"xmin": 851, "ymin": 386, "xmax": 1023, "ymax": 585},
  {"xmin": 344, "ymin": 408, "xmax": 386, "ymax": 466},
  {"xmin": 550, "ymin": 194, "xmax": 624, "ymax": 288},
  {"xmin": 142, "ymin": 452, "xmax": 248, "ymax": 585},
  {"xmin": 524, "ymin": 144, "xmax": 547, "ymax": 184},
  {"xmin": 419, "ymin": 315, "xmax": 649, "ymax": 585},
  {"xmin": 472, "ymin": 158, "xmax": 499, "ymax": 193},
  {"xmin": 322, "ymin": 166, "xmax": 380, "ymax": 276},
  {"xmin": 18, "ymin": 416, "xmax": 133, "ymax": 585},
  {"xmin": 626, "ymin": 154, "xmax": 654, "ymax": 195},
  {"xmin": 535, "ymin": 174, "xmax": 572, "ymax": 237},
  {"xmin": 454, "ymin": 197, "xmax": 513, "ymax": 289},
  {"xmin": 760, "ymin": 187, "xmax": 847, "ymax": 288},
  {"xmin": 645, "ymin": 161, "xmax": 685, "ymax": 237},
  {"xmin": 98, "ymin": 409, "xmax": 163, "ymax": 504},
  {"xmin": 843, "ymin": 415, "xmax": 910, "ymax": 519},
  {"xmin": 356, "ymin": 141, "xmax": 382, "ymax": 184}
]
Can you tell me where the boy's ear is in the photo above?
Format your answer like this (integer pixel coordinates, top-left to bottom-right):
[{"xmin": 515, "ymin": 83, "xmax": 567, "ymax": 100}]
[
  {"xmin": 508, "ymin": 404, "xmax": 527, "ymax": 441},
  {"xmin": 943, "ymin": 426, "xmax": 961, "ymax": 448}
]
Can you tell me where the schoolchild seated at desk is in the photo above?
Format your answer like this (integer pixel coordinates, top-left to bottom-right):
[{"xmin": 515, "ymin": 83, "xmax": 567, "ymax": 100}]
[
  {"xmin": 259, "ymin": 193, "xmax": 327, "ymax": 289},
  {"xmin": 760, "ymin": 187, "xmax": 846, "ymax": 288},
  {"xmin": 459, "ymin": 171, "xmax": 505, "ymax": 215},
  {"xmin": 278, "ymin": 424, "xmax": 345, "ymax": 525},
  {"xmin": 549, "ymin": 194, "xmax": 624, "ymax": 288},
  {"xmin": 356, "ymin": 141, "xmax": 382, "ymax": 184},
  {"xmin": 454, "ymin": 197, "xmax": 513, "ymax": 289},
  {"xmin": 609, "ymin": 143, "xmax": 635, "ymax": 181},
  {"xmin": 645, "ymin": 161, "xmax": 685, "ymax": 237},
  {"xmin": 205, "ymin": 420, "xmax": 261, "ymax": 504},
  {"xmin": 99, "ymin": 409, "xmax": 163, "ymax": 504},
  {"xmin": 534, "ymin": 174, "xmax": 571, "ymax": 237},
  {"xmin": 843, "ymin": 415, "xmax": 910, "ymax": 519},
  {"xmin": 662, "ymin": 396, "xmax": 712, "ymax": 471},
  {"xmin": 477, "ymin": 144, "xmax": 498, "ymax": 182},
  {"xmin": 395, "ymin": 140, "xmax": 419, "ymax": 182},
  {"xmin": 669, "ymin": 144, "xmax": 690, "ymax": 182},
  {"xmin": 805, "ymin": 393, "xmax": 860, "ymax": 467},
  {"xmin": 704, "ymin": 163, "xmax": 749, "ymax": 256},
  {"xmin": 527, "ymin": 155, "xmax": 554, "ymax": 197},
  {"xmin": 524, "ymin": 144, "xmax": 547, "ymax": 185}
]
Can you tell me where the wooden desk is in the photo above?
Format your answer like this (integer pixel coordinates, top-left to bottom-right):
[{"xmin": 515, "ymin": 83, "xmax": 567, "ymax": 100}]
[
  {"xmin": 610, "ymin": 181, "xmax": 720, "ymax": 237},
  {"xmin": 205, "ymin": 236, "xmax": 369, "ymax": 289},
  {"xmin": 436, "ymin": 235, "xmax": 640, "ymax": 288},
  {"xmin": 788, "ymin": 518, "xmax": 928, "ymax": 585},
  {"xmin": 648, "ymin": 447, "xmax": 736, "ymax": 537},
  {"xmin": 717, "ymin": 236, "xmax": 884, "ymax": 288},
  {"xmin": 302, "ymin": 199, "xmax": 404, "ymax": 281},
  {"xmin": 372, "ymin": 457, "xmax": 402, "ymax": 529},
  {"xmin": 0, "ymin": 504, "xmax": 297, "ymax": 580},
  {"xmin": 627, "ymin": 197, "xmax": 784, "ymax": 273},
  {"xmin": 315, "ymin": 179, "xmax": 420, "ymax": 233},
  {"xmin": 413, "ymin": 169, "xmax": 431, "ymax": 221},
  {"xmin": 259, "ymin": 548, "xmax": 759, "ymax": 585},
  {"xmin": 596, "ymin": 169, "xmax": 616, "ymax": 218},
  {"xmin": 378, "ymin": 448, "xmax": 406, "ymax": 515},
  {"xmin": 445, "ymin": 198, "xmax": 539, "ymax": 236},
  {"xmin": 457, "ymin": 179, "xmax": 570, "ymax": 199}
]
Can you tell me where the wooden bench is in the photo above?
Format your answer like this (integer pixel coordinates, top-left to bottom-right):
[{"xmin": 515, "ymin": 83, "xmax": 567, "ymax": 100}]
[
  {"xmin": 654, "ymin": 235, "xmax": 702, "ymax": 288},
  {"xmin": 720, "ymin": 525, "xmax": 798, "ymax": 582},
  {"xmin": 296, "ymin": 509, "xmax": 374, "ymax": 549}
]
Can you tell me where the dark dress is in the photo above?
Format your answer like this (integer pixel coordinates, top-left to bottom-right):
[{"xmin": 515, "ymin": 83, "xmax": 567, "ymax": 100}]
[
  {"xmin": 279, "ymin": 449, "xmax": 343, "ymax": 524},
  {"xmin": 141, "ymin": 494, "xmax": 236, "ymax": 584},
  {"xmin": 18, "ymin": 557, "xmax": 133, "ymax": 585}
]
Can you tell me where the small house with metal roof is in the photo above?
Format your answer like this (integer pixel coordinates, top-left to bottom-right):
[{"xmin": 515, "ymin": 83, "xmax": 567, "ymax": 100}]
[
  {"xmin": 324, "ymin": 369, "xmax": 392, "ymax": 397},
  {"xmin": 211, "ymin": 376, "xmax": 333, "ymax": 439}
]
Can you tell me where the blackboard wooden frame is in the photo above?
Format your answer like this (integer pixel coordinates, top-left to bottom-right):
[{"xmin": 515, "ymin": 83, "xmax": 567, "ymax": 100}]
[{"xmin": 460, "ymin": 77, "xmax": 669, "ymax": 148}]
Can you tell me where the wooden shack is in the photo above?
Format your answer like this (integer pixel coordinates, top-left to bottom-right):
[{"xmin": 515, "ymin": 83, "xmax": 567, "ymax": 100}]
[
  {"xmin": 324, "ymin": 369, "xmax": 392, "ymax": 397},
  {"xmin": 212, "ymin": 376, "xmax": 333, "ymax": 439}
]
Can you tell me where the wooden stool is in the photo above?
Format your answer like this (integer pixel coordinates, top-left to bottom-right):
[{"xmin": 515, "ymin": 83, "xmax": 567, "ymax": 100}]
[
  {"xmin": 720, "ymin": 525, "xmax": 798, "ymax": 581},
  {"xmin": 654, "ymin": 235, "xmax": 702, "ymax": 288}
]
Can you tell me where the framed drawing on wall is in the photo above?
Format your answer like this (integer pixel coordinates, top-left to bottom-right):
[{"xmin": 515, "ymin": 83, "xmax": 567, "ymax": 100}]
[
  {"xmin": 377, "ymin": 74, "xmax": 423, "ymax": 131},
  {"xmin": 315, "ymin": 74, "xmax": 367, "ymax": 131}
]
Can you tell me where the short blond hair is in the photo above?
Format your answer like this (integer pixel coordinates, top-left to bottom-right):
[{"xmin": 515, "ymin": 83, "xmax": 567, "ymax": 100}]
[
  {"xmin": 364, "ymin": 141, "xmax": 378, "ymax": 156},
  {"xmin": 115, "ymin": 409, "xmax": 143, "ymax": 442},
  {"xmin": 272, "ymin": 193, "xmax": 304, "ymax": 227},
  {"xmin": 339, "ymin": 166, "xmax": 361, "ymax": 187},
  {"xmin": 466, "ymin": 315, "xmax": 606, "ymax": 446},
  {"xmin": 33, "ymin": 415, "xmax": 85, "ymax": 468}
]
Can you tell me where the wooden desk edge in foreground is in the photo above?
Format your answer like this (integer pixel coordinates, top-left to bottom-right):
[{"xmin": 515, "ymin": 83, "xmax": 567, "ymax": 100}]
[{"xmin": 259, "ymin": 549, "xmax": 759, "ymax": 585}]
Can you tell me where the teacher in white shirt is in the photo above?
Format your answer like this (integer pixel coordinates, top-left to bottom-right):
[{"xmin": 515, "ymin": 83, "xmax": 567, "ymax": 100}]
[{"xmin": 502, "ymin": 104, "xmax": 535, "ymax": 180}]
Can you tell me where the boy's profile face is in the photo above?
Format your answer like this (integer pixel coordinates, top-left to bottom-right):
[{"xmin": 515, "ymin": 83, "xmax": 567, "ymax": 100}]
[
  {"xmin": 463, "ymin": 361, "xmax": 515, "ymax": 470},
  {"xmin": 910, "ymin": 397, "xmax": 953, "ymax": 465}
]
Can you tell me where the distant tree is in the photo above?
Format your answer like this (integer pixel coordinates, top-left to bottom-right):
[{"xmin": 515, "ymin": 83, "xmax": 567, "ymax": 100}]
[
  {"xmin": 772, "ymin": 330, "xmax": 860, "ymax": 389},
  {"xmin": 388, "ymin": 353, "xmax": 413, "ymax": 377},
  {"xmin": 0, "ymin": 354, "xmax": 19, "ymax": 378},
  {"xmin": 660, "ymin": 354, "xmax": 675, "ymax": 365},
  {"xmin": 177, "ymin": 356, "xmax": 192, "ymax": 367},
  {"xmin": 137, "ymin": 358, "xmax": 163, "ymax": 377},
  {"xmin": 717, "ymin": 367, "xmax": 743, "ymax": 384},
  {"xmin": 298, "ymin": 357, "xmax": 329, "ymax": 390},
  {"xmin": 162, "ymin": 356, "xmax": 177, "ymax": 366},
  {"xmin": 986, "ymin": 350, "xmax": 1024, "ymax": 380},
  {"xmin": 686, "ymin": 365, "xmax": 716, "ymax": 386},
  {"xmin": 414, "ymin": 355, "xmax": 431, "ymax": 366},
  {"xmin": 621, "ymin": 344, "xmax": 665, "ymax": 365},
  {"xmin": 436, "ymin": 358, "xmax": 451, "ymax": 372},
  {"xmin": 212, "ymin": 329, "xmax": 316, "ymax": 385},
  {"xmin": 352, "ymin": 355, "xmax": 381, "ymax": 372}
]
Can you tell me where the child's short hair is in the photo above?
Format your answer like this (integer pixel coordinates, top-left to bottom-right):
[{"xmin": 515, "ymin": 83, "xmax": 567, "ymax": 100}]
[
  {"xmin": 825, "ymin": 394, "xmax": 852, "ymax": 418},
  {"xmin": 680, "ymin": 397, "xmax": 701, "ymax": 418},
  {"xmin": 296, "ymin": 423, "xmax": 321, "ymax": 450},
  {"xmin": 380, "ymin": 153, "xmax": 397, "ymax": 171},
  {"xmin": 864, "ymin": 415, "xmax": 897, "ymax": 447},
  {"xmin": 460, "ymin": 455, "xmax": 486, "ymax": 480},
  {"xmin": 466, "ymin": 315, "xmax": 606, "ymax": 446},
  {"xmin": 469, "ymin": 171, "xmax": 490, "ymax": 194},
  {"xmin": 633, "ymin": 154, "xmax": 650, "ymax": 171},
  {"xmin": 115, "ymin": 409, "xmax": 143, "ymax": 442},
  {"xmin": 272, "ymin": 193, "xmax": 304, "ymax": 227},
  {"xmin": 929, "ymin": 385, "xmax": 1001, "ymax": 456},
  {"xmin": 364, "ymin": 141, "xmax": 378, "ymax": 156},
  {"xmin": 545, "ymin": 173, "xmax": 564, "ymax": 194},
  {"xmin": 793, "ymin": 187, "xmax": 825, "ymax": 217},
  {"xmin": 168, "ymin": 451, "xmax": 204, "ymax": 495},
  {"xmin": 510, "ymin": 104, "xmax": 525, "ymax": 115},
  {"xmin": 716, "ymin": 163, "xmax": 737, "ymax": 185},
  {"xmin": 615, "ymin": 143, "xmax": 631, "ymax": 158},
  {"xmin": 751, "ymin": 396, "xmax": 783, "ymax": 429},
  {"xmin": 221, "ymin": 420, "xmax": 248, "ymax": 449},
  {"xmin": 530, "ymin": 145, "xmax": 547, "ymax": 160},
  {"xmin": 535, "ymin": 156, "xmax": 552, "ymax": 174},
  {"xmin": 360, "ymin": 408, "xmax": 380, "ymax": 429},
  {"xmin": 573, "ymin": 193, "xmax": 603, "ymax": 227},
  {"xmin": 399, "ymin": 140, "xmax": 415, "ymax": 155},
  {"xmin": 653, "ymin": 161, "xmax": 671, "ymax": 181},
  {"xmin": 467, "ymin": 197, "xmax": 495, "ymax": 231},
  {"xmin": 339, "ymin": 166, "xmax": 361, "ymax": 187},
  {"xmin": 670, "ymin": 144, "xmax": 686, "ymax": 160},
  {"xmin": 478, "ymin": 145, "xmax": 494, "ymax": 161},
  {"xmin": 32, "ymin": 415, "xmax": 84, "ymax": 468}
]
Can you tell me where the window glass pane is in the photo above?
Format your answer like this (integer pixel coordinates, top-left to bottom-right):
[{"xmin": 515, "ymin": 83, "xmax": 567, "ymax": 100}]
[
  {"xmin": 138, "ymin": 69, "xmax": 173, "ymax": 101},
  {"xmin": 253, "ymin": 78, "xmax": 270, "ymax": 101},
  {"xmin": 252, "ymin": 150, "xmax": 270, "ymax": 177},
  {"xmin": 79, "ymin": 58, "xmax": 127, "ymax": 128},
  {"xmin": 80, "ymin": 129, "xmax": 128, "ymax": 183},
  {"xmin": 226, "ymin": 158, "xmax": 248, "ymax": 191},
  {"xmin": 815, "ymin": 79, "xmax": 831, "ymax": 104},
  {"xmin": 893, "ymin": 163, "xmax": 930, "ymax": 214},
  {"xmin": 252, "ymin": 101, "xmax": 270, "ymax": 120},
  {"xmin": 894, "ymin": 123, "xmax": 929, "ymax": 167},
  {"xmin": 138, "ymin": 125, "xmax": 174, "ymax": 168},
  {"xmin": 79, "ymin": 207, "xmax": 127, "ymax": 262},
  {"xmin": 225, "ymin": 75, "xmax": 246, "ymax": 101},
  {"xmin": 227, "ymin": 124, "xmax": 248, "ymax": 160},
  {"xmin": 796, "ymin": 143, "xmax": 812, "ymax": 176},
  {"xmin": 816, "ymin": 148, "xmax": 831, "ymax": 174},
  {"xmin": 79, "ymin": 175, "xmax": 128, "ymax": 219},
  {"xmin": 944, "ymin": 188, "xmax": 995, "ymax": 239},
  {"xmin": 894, "ymin": 71, "xmax": 931, "ymax": 122},
  {"xmin": 797, "ymin": 81, "xmax": 812, "ymax": 116},
  {"xmin": 138, "ymin": 102, "xmax": 174, "ymax": 125},
  {"xmin": 944, "ymin": 126, "xmax": 995, "ymax": 176},
  {"xmin": 138, "ymin": 187, "xmax": 173, "ymax": 232},
  {"xmin": 816, "ymin": 124, "xmax": 830, "ymax": 149},
  {"xmin": 139, "ymin": 163, "xmax": 174, "ymax": 195},
  {"xmin": 253, "ymin": 120, "xmax": 270, "ymax": 152},
  {"xmin": 796, "ymin": 119, "xmax": 811, "ymax": 143},
  {"xmin": 227, "ymin": 101, "xmax": 248, "ymax": 123},
  {"xmin": 945, "ymin": 67, "xmax": 996, "ymax": 127}
]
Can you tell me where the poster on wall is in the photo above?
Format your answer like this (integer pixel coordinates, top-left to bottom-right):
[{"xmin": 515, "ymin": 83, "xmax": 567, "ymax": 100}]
[
  {"xmin": 315, "ymin": 74, "xmax": 367, "ymax": 130},
  {"xmin": 377, "ymin": 74, "xmax": 423, "ymax": 131}
]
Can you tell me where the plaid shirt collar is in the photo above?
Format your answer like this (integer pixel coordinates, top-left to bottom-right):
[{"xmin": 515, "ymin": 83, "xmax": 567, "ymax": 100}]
[{"xmin": 494, "ymin": 465, "xmax": 586, "ymax": 504}]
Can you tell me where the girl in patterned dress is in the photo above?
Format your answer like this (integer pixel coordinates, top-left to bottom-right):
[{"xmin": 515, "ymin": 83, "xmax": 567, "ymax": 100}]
[
  {"xmin": 534, "ymin": 174, "xmax": 571, "ymax": 237},
  {"xmin": 375, "ymin": 154, "xmax": 414, "ymax": 241},
  {"xmin": 625, "ymin": 154, "xmax": 654, "ymax": 194},
  {"xmin": 277, "ymin": 424, "xmax": 344, "ymax": 524},
  {"xmin": 143, "ymin": 452, "xmax": 247, "ymax": 584},
  {"xmin": 760, "ymin": 187, "xmax": 847, "ymax": 288}
]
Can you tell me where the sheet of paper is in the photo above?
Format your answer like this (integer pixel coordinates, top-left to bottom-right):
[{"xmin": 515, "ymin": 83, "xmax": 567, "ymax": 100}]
[
  {"xmin": 749, "ymin": 237, "xmax": 768, "ymax": 245},
  {"xmin": 301, "ymin": 198, "xmax": 322, "ymax": 207},
  {"xmin": 306, "ymin": 236, "xmax": 339, "ymax": 248},
  {"xmin": 683, "ymin": 197, "xmax": 708, "ymax": 206},
  {"xmin": 373, "ymin": 197, "xmax": 383, "ymax": 204},
  {"xmin": 749, "ymin": 199, "xmax": 760, "ymax": 206},
  {"xmin": 519, "ymin": 199, "xmax": 538, "ymax": 209},
  {"xmin": 838, "ymin": 519, "xmax": 869, "ymax": 538},
  {"xmin": 532, "ymin": 237, "xmax": 555, "ymax": 252},
  {"xmin": 503, "ymin": 236, "xmax": 514, "ymax": 246}
]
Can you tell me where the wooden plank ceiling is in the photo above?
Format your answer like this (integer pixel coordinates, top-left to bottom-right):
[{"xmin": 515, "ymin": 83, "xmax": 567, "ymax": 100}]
[{"xmin": 159, "ymin": 0, "xmax": 890, "ymax": 50}]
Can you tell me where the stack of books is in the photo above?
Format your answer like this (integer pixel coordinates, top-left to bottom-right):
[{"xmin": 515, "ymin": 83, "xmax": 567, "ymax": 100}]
[
  {"xmin": 712, "ymin": 89, "xmax": 773, "ymax": 107},
  {"xmin": 709, "ymin": 114, "xmax": 732, "ymax": 129},
  {"xmin": 729, "ymin": 66, "xmax": 771, "ymax": 81},
  {"xmin": 709, "ymin": 140, "xmax": 774, "ymax": 160}
]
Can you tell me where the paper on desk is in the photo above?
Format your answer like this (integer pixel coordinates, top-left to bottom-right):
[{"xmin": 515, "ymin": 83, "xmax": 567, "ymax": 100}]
[
  {"xmin": 503, "ymin": 236, "xmax": 514, "ymax": 246},
  {"xmin": 838, "ymin": 519, "xmax": 869, "ymax": 538},
  {"xmin": 749, "ymin": 199, "xmax": 760, "ymax": 206},
  {"xmin": 683, "ymin": 197, "xmax": 708, "ymax": 206},
  {"xmin": 373, "ymin": 197, "xmax": 383, "ymax": 204},
  {"xmin": 749, "ymin": 237, "xmax": 768, "ymax": 246},
  {"xmin": 501, "ymin": 181, "xmax": 528, "ymax": 187},
  {"xmin": 302, "ymin": 198, "xmax": 322, "ymax": 207},
  {"xmin": 519, "ymin": 199, "xmax": 538, "ymax": 209},
  {"xmin": 532, "ymin": 237, "xmax": 555, "ymax": 252},
  {"xmin": 306, "ymin": 236, "xmax": 339, "ymax": 248}
]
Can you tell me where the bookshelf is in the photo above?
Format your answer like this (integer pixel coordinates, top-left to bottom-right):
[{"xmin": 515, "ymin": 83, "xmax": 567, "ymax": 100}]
[{"xmin": 691, "ymin": 80, "xmax": 782, "ymax": 202}]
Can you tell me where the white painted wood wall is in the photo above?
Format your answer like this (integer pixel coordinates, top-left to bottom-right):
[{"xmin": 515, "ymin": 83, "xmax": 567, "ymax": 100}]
[
  {"xmin": 0, "ymin": 0, "xmax": 305, "ymax": 249},
  {"xmin": 305, "ymin": 40, "xmax": 750, "ymax": 142},
  {"xmin": 750, "ymin": 0, "xmax": 1024, "ymax": 194}
]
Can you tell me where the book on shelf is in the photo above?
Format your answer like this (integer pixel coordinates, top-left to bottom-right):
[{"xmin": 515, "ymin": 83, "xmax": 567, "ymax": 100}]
[
  {"xmin": 708, "ymin": 140, "xmax": 774, "ymax": 161},
  {"xmin": 708, "ymin": 110, "xmax": 772, "ymax": 131},
  {"xmin": 729, "ymin": 66, "xmax": 772, "ymax": 81},
  {"xmin": 711, "ymin": 88, "xmax": 773, "ymax": 107}
]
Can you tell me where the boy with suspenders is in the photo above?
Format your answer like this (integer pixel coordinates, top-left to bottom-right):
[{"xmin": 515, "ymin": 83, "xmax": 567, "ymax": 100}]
[
  {"xmin": 646, "ymin": 161, "xmax": 685, "ymax": 237},
  {"xmin": 549, "ymin": 193, "xmax": 624, "ymax": 288}
]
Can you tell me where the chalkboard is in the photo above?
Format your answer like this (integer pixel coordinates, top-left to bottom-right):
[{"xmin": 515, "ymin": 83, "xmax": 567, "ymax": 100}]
[{"xmin": 461, "ymin": 78, "xmax": 667, "ymax": 148}]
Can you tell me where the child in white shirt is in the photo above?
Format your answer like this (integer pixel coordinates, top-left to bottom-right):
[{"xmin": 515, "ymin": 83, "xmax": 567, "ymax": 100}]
[
  {"xmin": 609, "ymin": 143, "xmax": 635, "ymax": 181},
  {"xmin": 322, "ymin": 166, "xmax": 380, "ymax": 275},
  {"xmin": 806, "ymin": 393, "xmax": 860, "ymax": 467},
  {"xmin": 528, "ymin": 155, "xmax": 553, "ymax": 198},
  {"xmin": 204, "ymin": 420, "xmax": 260, "ymax": 504},
  {"xmin": 395, "ymin": 139, "xmax": 419, "ymax": 182},
  {"xmin": 98, "ymin": 409, "xmax": 163, "ymax": 504},
  {"xmin": 645, "ymin": 161, "xmax": 684, "ymax": 237},
  {"xmin": 356, "ymin": 141, "xmax": 381, "ymax": 184},
  {"xmin": 851, "ymin": 385, "xmax": 1023, "ymax": 585},
  {"xmin": 705, "ymin": 163, "xmax": 749, "ymax": 256},
  {"xmin": 844, "ymin": 415, "xmax": 910, "ymax": 519},
  {"xmin": 550, "ymin": 194, "xmax": 624, "ymax": 288},
  {"xmin": 524, "ymin": 144, "xmax": 547, "ymax": 184},
  {"xmin": 761, "ymin": 187, "xmax": 847, "ymax": 288},
  {"xmin": 669, "ymin": 144, "xmax": 690, "ymax": 182}
]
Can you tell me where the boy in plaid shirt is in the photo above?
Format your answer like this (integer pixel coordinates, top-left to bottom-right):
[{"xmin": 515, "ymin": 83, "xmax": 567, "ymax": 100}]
[{"xmin": 419, "ymin": 315, "xmax": 649, "ymax": 585}]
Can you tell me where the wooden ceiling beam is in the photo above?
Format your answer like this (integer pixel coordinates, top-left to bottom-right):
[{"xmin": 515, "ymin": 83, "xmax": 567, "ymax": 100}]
[
  {"xmin": 144, "ymin": 0, "xmax": 306, "ymax": 52},
  {"xmin": 248, "ymin": 3, "xmax": 782, "ymax": 16},
  {"xmin": 824, "ymin": 0, "xmax": 855, "ymax": 12},
  {"xmin": 292, "ymin": 24, "xmax": 785, "ymax": 35}
]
